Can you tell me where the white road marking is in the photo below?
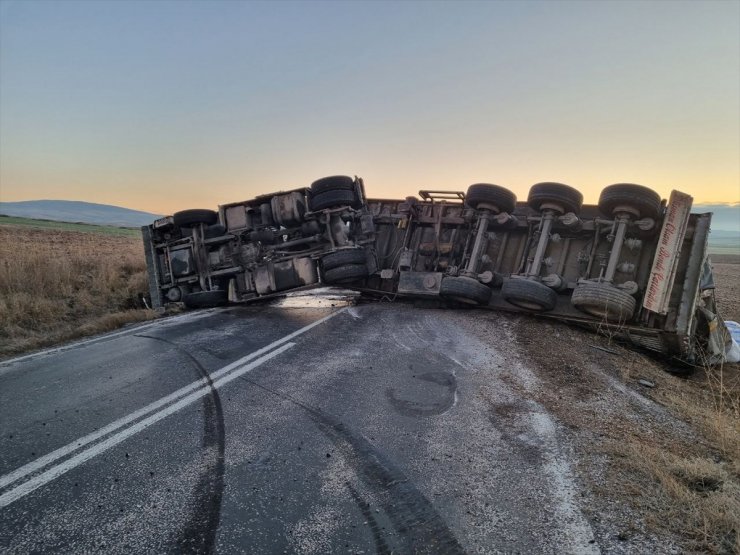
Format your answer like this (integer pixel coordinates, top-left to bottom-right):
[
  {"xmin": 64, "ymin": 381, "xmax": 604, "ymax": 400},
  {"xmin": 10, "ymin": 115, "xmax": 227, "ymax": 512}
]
[
  {"xmin": 0, "ymin": 309, "xmax": 219, "ymax": 371},
  {"xmin": 0, "ymin": 307, "xmax": 346, "ymax": 496},
  {"xmin": 0, "ymin": 343, "xmax": 295, "ymax": 508}
]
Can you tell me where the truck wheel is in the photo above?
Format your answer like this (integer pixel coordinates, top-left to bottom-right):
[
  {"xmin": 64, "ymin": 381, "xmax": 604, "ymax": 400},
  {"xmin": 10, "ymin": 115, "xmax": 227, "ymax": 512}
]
[
  {"xmin": 321, "ymin": 248, "xmax": 366, "ymax": 270},
  {"xmin": 439, "ymin": 276, "xmax": 492, "ymax": 305},
  {"xmin": 465, "ymin": 184, "xmax": 516, "ymax": 213},
  {"xmin": 310, "ymin": 189, "xmax": 358, "ymax": 211},
  {"xmin": 527, "ymin": 182, "xmax": 583, "ymax": 215},
  {"xmin": 310, "ymin": 175, "xmax": 355, "ymax": 195},
  {"xmin": 571, "ymin": 282, "xmax": 636, "ymax": 322},
  {"xmin": 501, "ymin": 278, "xmax": 557, "ymax": 311},
  {"xmin": 323, "ymin": 263, "xmax": 368, "ymax": 284},
  {"xmin": 166, "ymin": 287, "xmax": 182, "ymax": 302},
  {"xmin": 182, "ymin": 290, "xmax": 228, "ymax": 308},
  {"xmin": 598, "ymin": 183, "xmax": 662, "ymax": 219},
  {"xmin": 173, "ymin": 209, "xmax": 218, "ymax": 228}
]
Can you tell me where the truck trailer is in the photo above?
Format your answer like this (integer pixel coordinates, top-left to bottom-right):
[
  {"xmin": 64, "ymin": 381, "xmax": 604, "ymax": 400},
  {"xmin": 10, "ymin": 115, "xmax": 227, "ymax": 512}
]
[{"xmin": 142, "ymin": 176, "xmax": 732, "ymax": 366}]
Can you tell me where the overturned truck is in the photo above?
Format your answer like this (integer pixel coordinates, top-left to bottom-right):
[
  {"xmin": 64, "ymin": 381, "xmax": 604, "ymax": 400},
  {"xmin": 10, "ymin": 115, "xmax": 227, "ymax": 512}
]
[{"xmin": 142, "ymin": 176, "xmax": 731, "ymax": 366}]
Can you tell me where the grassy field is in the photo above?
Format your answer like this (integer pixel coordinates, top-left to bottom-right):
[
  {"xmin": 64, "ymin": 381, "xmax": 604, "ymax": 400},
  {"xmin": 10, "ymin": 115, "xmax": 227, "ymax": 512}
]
[
  {"xmin": 0, "ymin": 222, "xmax": 154, "ymax": 358},
  {"xmin": 0, "ymin": 215, "xmax": 142, "ymax": 237}
]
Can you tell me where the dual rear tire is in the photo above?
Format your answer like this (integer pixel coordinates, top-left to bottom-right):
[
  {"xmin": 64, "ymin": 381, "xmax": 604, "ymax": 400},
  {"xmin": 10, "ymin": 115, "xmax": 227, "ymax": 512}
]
[
  {"xmin": 309, "ymin": 176, "xmax": 362, "ymax": 211},
  {"xmin": 320, "ymin": 249, "xmax": 369, "ymax": 284}
]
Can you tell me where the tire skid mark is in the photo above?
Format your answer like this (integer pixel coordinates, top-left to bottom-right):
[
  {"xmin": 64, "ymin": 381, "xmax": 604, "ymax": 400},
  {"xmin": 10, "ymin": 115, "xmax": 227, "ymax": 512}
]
[
  {"xmin": 385, "ymin": 371, "xmax": 457, "ymax": 417},
  {"xmin": 237, "ymin": 376, "xmax": 466, "ymax": 554},
  {"xmin": 346, "ymin": 483, "xmax": 392, "ymax": 555},
  {"xmin": 135, "ymin": 334, "xmax": 225, "ymax": 554}
]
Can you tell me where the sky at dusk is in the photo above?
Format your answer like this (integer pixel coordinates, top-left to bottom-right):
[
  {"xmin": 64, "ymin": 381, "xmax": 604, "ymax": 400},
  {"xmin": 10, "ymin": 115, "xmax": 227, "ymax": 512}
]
[{"xmin": 1, "ymin": 0, "xmax": 738, "ymax": 213}]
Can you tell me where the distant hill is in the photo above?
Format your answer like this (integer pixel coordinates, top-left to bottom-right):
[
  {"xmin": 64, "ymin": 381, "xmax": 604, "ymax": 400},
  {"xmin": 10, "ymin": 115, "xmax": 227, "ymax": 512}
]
[
  {"xmin": 0, "ymin": 200, "xmax": 162, "ymax": 228},
  {"xmin": 709, "ymin": 230, "xmax": 740, "ymax": 238},
  {"xmin": 694, "ymin": 203, "xmax": 740, "ymax": 233},
  {"xmin": 0, "ymin": 198, "xmax": 735, "ymax": 236},
  {"xmin": 694, "ymin": 203, "xmax": 740, "ymax": 255},
  {"xmin": 691, "ymin": 203, "xmax": 739, "ymax": 256}
]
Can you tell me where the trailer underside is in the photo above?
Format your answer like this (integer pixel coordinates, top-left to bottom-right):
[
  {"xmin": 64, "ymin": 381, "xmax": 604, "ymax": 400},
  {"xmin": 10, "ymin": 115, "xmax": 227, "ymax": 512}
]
[{"xmin": 142, "ymin": 176, "xmax": 731, "ymax": 366}]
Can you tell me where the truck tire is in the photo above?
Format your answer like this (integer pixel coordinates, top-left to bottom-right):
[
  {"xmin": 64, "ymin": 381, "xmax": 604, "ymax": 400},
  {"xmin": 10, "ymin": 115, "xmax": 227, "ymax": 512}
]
[
  {"xmin": 598, "ymin": 183, "xmax": 662, "ymax": 219},
  {"xmin": 182, "ymin": 290, "xmax": 228, "ymax": 308},
  {"xmin": 439, "ymin": 276, "xmax": 492, "ymax": 305},
  {"xmin": 323, "ymin": 263, "xmax": 368, "ymax": 284},
  {"xmin": 321, "ymin": 248, "xmax": 366, "ymax": 271},
  {"xmin": 465, "ymin": 184, "xmax": 517, "ymax": 213},
  {"xmin": 310, "ymin": 175, "xmax": 355, "ymax": 195},
  {"xmin": 309, "ymin": 189, "xmax": 358, "ymax": 211},
  {"xmin": 173, "ymin": 209, "xmax": 218, "ymax": 228},
  {"xmin": 501, "ymin": 278, "xmax": 557, "ymax": 311},
  {"xmin": 571, "ymin": 281, "xmax": 636, "ymax": 322},
  {"xmin": 527, "ymin": 182, "xmax": 583, "ymax": 215}
]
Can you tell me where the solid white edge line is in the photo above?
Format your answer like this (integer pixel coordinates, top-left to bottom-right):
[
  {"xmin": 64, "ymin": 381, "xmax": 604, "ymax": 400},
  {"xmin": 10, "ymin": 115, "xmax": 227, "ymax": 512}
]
[
  {"xmin": 0, "ymin": 307, "xmax": 346, "ymax": 491},
  {"xmin": 0, "ymin": 309, "xmax": 218, "ymax": 369},
  {"xmin": 0, "ymin": 342, "xmax": 296, "ymax": 509}
]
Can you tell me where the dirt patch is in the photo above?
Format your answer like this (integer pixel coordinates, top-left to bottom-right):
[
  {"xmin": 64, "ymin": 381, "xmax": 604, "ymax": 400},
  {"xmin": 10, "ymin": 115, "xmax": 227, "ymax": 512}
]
[{"xmin": 712, "ymin": 254, "xmax": 740, "ymax": 323}]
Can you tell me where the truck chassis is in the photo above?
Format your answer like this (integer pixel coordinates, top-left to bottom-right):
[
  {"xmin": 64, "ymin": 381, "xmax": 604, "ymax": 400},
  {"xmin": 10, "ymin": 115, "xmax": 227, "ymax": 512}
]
[{"xmin": 142, "ymin": 175, "xmax": 729, "ymax": 366}]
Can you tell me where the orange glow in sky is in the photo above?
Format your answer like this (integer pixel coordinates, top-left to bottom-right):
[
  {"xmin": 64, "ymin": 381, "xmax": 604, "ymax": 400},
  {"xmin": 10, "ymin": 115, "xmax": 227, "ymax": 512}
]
[{"xmin": 1, "ymin": 1, "xmax": 738, "ymax": 213}]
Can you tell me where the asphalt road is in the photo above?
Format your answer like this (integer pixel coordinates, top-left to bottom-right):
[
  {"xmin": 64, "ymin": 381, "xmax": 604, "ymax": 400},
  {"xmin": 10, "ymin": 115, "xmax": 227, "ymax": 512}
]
[{"xmin": 0, "ymin": 300, "xmax": 600, "ymax": 554}]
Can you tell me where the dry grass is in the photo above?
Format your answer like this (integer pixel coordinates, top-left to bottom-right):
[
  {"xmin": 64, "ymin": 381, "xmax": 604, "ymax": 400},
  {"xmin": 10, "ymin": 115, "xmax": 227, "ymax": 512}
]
[
  {"xmin": 612, "ymin": 438, "xmax": 740, "ymax": 553},
  {"xmin": 601, "ymin": 330, "xmax": 740, "ymax": 551},
  {"xmin": 581, "ymin": 259, "xmax": 740, "ymax": 551},
  {"xmin": 545, "ymin": 349, "xmax": 740, "ymax": 552},
  {"xmin": 510, "ymin": 275, "xmax": 740, "ymax": 552},
  {"xmin": 0, "ymin": 224, "xmax": 155, "ymax": 358},
  {"xmin": 600, "ymin": 295, "xmax": 740, "ymax": 551}
]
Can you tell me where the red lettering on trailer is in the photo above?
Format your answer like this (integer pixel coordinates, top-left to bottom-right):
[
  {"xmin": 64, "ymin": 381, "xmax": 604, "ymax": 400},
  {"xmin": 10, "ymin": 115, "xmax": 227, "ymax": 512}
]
[{"xmin": 643, "ymin": 191, "xmax": 693, "ymax": 314}]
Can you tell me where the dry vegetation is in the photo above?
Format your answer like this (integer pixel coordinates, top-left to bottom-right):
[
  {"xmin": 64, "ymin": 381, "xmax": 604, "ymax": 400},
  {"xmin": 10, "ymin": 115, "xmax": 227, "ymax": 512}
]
[
  {"xmin": 508, "ymin": 256, "xmax": 740, "ymax": 553},
  {"xmin": 0, "ymin": 224, "xmax": 155, "ymax": 358},
  {"xmin": 507, "ymin": 314, "xmax": 740, "ymax": 553},
  {"xmin": 606, "ymin": 350, "xmax": 739, "ymax": 554}
]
